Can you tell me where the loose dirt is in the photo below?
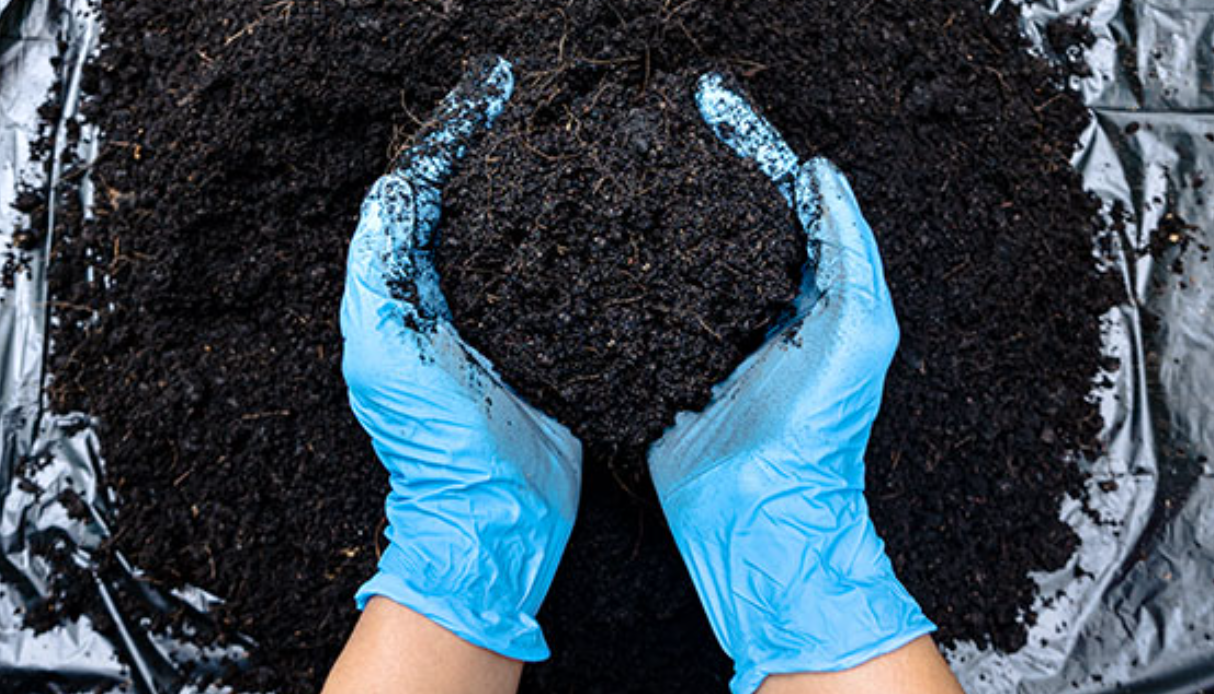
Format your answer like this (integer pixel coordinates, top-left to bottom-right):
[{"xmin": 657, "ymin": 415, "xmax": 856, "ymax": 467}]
[
  {"xmin": 39, "ymin": 1, "xmax": 1118, "ymax": 692},
  {"xmin": 439, "ymin": 68, "xmax": 802, "ymax": 462}
]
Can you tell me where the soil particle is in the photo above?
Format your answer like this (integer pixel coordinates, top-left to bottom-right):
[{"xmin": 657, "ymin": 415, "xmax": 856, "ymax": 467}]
[
  {"xmin": 1149, "ymin": 211, "xmax": 1201, "ymax": 275},
  {"xmin": 1045, "ymin": 16, "xmax": 1097, "ymax": 77}
]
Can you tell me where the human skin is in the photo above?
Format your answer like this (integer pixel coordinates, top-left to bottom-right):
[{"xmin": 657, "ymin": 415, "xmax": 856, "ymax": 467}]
[
  {"xmin": 321, "ymin": 597, "xmax": 523, "ymax": 694},
  {"xmin": 322, "ymin": 600, "xmax": 964, "ymax": 694},
  {"xmin": 756, "ymin": 636, "xmax": 966, "ymax": 694}
]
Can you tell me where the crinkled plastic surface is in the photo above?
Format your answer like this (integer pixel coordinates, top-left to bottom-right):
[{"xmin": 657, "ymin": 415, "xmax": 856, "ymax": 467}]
[
  {"xmin": 0, "ymin": 0, "xmax": 1211, "ymax": 691},
  {"xmin": 2, "ymin": 1, "xmax": 248, "ymax": 691}
]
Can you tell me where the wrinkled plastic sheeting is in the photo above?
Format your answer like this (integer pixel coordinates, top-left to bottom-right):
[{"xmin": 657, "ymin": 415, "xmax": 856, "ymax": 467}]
[
  {"xmin": 1, "ymin": 1, "xmax": 249, "ymax": 691},
  {"xmin": 1, "ymin": 0, "xmax": 121, "ymax": 688},
  {"xmin": 951, "ymin": 1, "xmax": 1214, "ymax": 691},
  {"xmin": 0, "ymin": 0, "xmax": 1211, "ymax": 691}
]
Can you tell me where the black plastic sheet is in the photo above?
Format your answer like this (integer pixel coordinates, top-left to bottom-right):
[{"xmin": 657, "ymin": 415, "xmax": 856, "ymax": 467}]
[{"xmin": 0, "ymin": 0, "xmax": 1210, "ymax": 691}]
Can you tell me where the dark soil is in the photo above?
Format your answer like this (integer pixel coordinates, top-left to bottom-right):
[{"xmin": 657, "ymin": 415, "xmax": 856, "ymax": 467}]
[
  {"xmin": 439, "ymin": 69, "xmax": 801, "ymax": 459},
  {"xmin": 38, "ymin": 1, "xmax": 1118, "ymax": 692}
]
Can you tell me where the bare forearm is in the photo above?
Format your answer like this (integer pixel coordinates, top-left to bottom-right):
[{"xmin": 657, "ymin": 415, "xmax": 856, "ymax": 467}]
[
  {"xmin": 322, "ymin": 597, "xmax": 523, "ymax": 694},
  {"xmin": 756, "ymin": 636, "xmax": 964, "ymax": 694}
]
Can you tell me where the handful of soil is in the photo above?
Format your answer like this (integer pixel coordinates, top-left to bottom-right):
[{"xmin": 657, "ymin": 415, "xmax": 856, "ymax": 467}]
[{"xmin": 438, "ymin": 67, "xmax": 804, "ymax": 464}]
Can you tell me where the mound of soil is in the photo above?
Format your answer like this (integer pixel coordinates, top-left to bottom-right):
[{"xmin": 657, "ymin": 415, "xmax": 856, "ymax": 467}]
[
  {"xmin": 39, "ymin": 1, "xmax": 1118, "ymax": 692},
  {"xmin": 439, "ymin": 69, "xmax": 802, "ymax": 458}
]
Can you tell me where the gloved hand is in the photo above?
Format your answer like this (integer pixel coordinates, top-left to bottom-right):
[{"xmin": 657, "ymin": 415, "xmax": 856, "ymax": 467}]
[
  {"xmin": 340, "ymin": 56, "xmax": 580, "ymax": 661},
  {"xmin": 649, "ymin": 74, "xmax": 935, "ymax": 694}
]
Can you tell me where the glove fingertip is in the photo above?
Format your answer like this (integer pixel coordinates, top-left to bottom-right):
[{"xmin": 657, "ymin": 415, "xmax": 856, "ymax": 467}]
[
  {"xmin": 395, "ymin": 55, "xmax": 515, "ymax": 188},
  {"xmin": 694, "ymin": 71, "xmax": 799, "ymax": 193}
]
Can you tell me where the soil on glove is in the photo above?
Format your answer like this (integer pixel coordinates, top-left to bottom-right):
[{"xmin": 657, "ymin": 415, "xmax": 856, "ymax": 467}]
[
  {"xmin": 38, "ymin": 1, "xmax": 1118, "ymax": 692},
  {"xmin": 439, "ymin": 69, "xmax": 802, "ymax": 457}
]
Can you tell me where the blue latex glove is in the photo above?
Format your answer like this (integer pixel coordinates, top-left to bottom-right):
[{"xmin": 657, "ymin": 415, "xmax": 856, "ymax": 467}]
[
  {"xmin": 649, "ymin": 74, "xmax": 935, "ymax": 694},
  {"xmin": 340, "ymin": 56, "xmax": 581, "ymax": 661}
]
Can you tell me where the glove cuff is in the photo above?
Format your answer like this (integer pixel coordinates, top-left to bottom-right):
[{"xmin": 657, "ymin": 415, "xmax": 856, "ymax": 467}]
[
  {"xmin": 355, "ymin": 541, "xmax": 551, "ymax": 662},
  {"xmin": 730, "ymin": 607, "xmax": 935, "ymax": 694},
  {"xmin": 662, "ymin": 456, "xmax": 936, "ymax": 694}
]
